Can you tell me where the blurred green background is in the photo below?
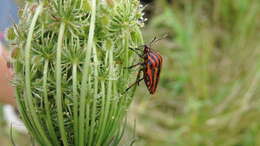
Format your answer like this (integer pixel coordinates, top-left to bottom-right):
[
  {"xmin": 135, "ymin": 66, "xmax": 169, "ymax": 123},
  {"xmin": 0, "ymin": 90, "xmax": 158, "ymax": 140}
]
[{"xmin": 1, "ymin": 0, "xmax": 260, "ymax": 145}]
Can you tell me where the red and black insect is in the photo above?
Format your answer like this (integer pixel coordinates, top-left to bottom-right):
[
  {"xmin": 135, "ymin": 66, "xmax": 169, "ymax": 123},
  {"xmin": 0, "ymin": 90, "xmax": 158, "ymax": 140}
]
[{"xmin": 126, "ymin": 36, "xmax": 165, "ymax": 94}]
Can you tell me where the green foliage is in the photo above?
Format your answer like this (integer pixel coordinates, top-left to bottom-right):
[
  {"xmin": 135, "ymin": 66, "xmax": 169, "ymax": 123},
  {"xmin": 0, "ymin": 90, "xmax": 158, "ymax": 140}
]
[
  {"xmin": 132, "ymin": 0, "xmax": 260, "ymax": 145},
  {"xmin": 9, "ymin": 0, "xmax": 144, "ymax": 145}
]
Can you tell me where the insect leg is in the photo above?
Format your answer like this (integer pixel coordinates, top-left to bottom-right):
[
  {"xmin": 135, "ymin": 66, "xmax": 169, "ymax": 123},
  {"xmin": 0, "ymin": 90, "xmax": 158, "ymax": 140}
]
[
  {"xmin": 125, "ymin": 78, "xmax": 144, "ymax": 93},
  {"xmin": 129, "ymin": 48, "xmax": 143, "ymax": 57},
  {"xmin": 136, "ymin": 68, "xmax": 143, "ymax": 85},
  {"xmin": 125, "ymin": 69, "xmax": 144, "ymax": 92},
  {"xmin": 126, "ymin": 62, "xmax": 144, "ymax": 69}
]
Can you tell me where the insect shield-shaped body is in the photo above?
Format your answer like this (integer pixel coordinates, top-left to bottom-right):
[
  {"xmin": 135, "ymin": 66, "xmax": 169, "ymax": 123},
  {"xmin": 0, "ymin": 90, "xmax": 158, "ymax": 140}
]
[
  {"xmin": 126, "ymin": 36, "xmax": 165, "ymax": 94},
  {"xmin": 143, "ymin": 45, "xmax": 163, "ymax": 94}
]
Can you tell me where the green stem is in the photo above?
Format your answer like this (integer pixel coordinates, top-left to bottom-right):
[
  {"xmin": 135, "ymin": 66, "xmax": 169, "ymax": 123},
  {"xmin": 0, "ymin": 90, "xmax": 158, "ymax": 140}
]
[
  {"xmin": 97, "ymin": 49, "xmax": 113, "ymax": 145},
  {"xmin": 43, "ymin": 60, "xmax": 60, "ymax": 145},
  {"xmin": 95, "ymin": 81, "xmax": 106, "ymax": 145},
  {"xmin": 79, "ymin": 0, "xmax": 96, "ymax": 145},
  {"xmin": 88, "ymin": 44, "xmax": 98, "ymax": 146},
  {"xmin": 73, "ymin": 63, "xmax": 79, "ymax": 146},
  {"xmin": 85, "ymin": 102, "xmax": 90, "ymax": 144},
  {"xmin": 15, "ymin": 89, "xmax": 43, "ymax": 144},
  {"xmin": 56, "ymin": 22, "xmax": 69, "ymax": 146},
  {"xmin": 24, "ymin": 3, "xmax": 51, "ymax": 146},
  {"xmin": 104, "ymin": 81, "xmax": 119, "ymax": 144},
  {"xmin": 85, "ymin": 75, "xmax": 91, "ymax": 143}
]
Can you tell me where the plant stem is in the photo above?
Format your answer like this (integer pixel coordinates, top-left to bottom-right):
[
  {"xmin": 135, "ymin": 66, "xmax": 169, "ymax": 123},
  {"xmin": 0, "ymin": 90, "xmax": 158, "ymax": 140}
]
[
  {"xmin": 56, "ymin": 22, "xmax": 68, "ymax": 146},
  {"xmin": 15, "ymin": 89, "xmax": 42, "ymax": 143},
  {"xmin": 24, "ymin": 3, "xmax": 51, "ymax": 146},
  {"xmin": 79, "ymin": 0, "xmax": 96, "ymax": 145},
  {"xmin": 96, "ymin": 49, "xmax": 113, "ymax": 145},
  {"xmin": 96, "ymin": 80, "xmax": 106, "ymax": 145},
  {"xmin": 43, "ymin": 60, "xmax": 60, "ymax": 145},
  {"xmin": 72, "ymin": 63, "xmax": 79, "ymax": 146},
  {"xmin": 88, "ymin": 44, "xmax": 98, "ymax": 146},
  {"xmin": 103, "ymin": 81, "xmax": 119, "ymax": 144}
]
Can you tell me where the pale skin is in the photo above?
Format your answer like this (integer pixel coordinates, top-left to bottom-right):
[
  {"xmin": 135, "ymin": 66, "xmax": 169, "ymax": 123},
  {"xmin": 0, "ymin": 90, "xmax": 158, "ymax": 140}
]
[{"xmin": 0, "ymin": 44, "xmax": 16, "ymax": 106}]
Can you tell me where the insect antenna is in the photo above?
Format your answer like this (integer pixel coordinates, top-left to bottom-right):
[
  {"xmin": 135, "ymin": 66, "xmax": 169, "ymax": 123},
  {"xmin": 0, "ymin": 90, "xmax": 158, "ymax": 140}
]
[{"xmin": 148, "ymin": 34, "xmax": 168, "ymax": 47}]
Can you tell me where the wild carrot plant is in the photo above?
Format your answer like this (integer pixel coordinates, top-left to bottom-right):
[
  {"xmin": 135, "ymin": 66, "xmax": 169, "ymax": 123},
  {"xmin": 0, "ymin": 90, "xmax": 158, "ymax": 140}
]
[{"xmin": 7, "ymin": 0, "xmax": 145, "ymax": 145}]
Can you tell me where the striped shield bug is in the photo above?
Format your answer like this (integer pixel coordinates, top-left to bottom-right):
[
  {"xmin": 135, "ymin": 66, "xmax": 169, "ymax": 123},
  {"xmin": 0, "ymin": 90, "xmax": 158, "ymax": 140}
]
[{"xmin": 126, "ymin": 35, "xmax": 166, "ymax": 94}]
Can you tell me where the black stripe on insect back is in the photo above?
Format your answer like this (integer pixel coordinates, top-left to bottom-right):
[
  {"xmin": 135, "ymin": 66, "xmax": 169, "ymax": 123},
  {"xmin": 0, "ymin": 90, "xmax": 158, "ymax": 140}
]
[
  {"xmin": 151, "ymin": 65, "xmax": 156, "ymax": 92},
  {"xmin": 149, "ymin": 53, "xmax": 159, "ymax": 66},
  {"xmin": 146, "ymin": 58, "xmax": 154, "ymax": 86},
  {"xmin": 147, "ymin": 54, "xmax": 159, "ymax": 93},
  {"xmin": 148, "ymin": 59, "xmax": 155, "ymax": 90},
  {"xmin": 149, "ymin": 53, "xmax": 162, "ymax": 93},
  {"xmin": 154, "ymin": 65, "xmax": 161, "ymax": 92},
  {"xmin": 151, "ymin": 52, "xmax": 162, "ymax": 69},
  {"xmin": 151, "ymin": 53, "xmax": 162, "ymax": 68},
  {"xmin": 153, "ymin": 53, "xmax": 162, "ymax": 65}
]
